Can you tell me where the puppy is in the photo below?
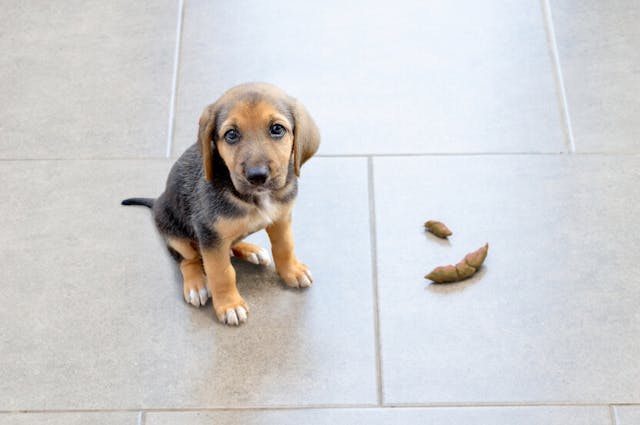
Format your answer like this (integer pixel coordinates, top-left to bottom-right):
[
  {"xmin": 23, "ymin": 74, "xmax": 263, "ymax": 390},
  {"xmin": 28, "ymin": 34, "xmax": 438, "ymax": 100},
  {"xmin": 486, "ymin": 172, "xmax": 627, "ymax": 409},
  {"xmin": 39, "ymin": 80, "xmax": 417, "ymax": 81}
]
[{"xmin": 122, "ymin": 83, "xmax": 320, "ymax": 326}]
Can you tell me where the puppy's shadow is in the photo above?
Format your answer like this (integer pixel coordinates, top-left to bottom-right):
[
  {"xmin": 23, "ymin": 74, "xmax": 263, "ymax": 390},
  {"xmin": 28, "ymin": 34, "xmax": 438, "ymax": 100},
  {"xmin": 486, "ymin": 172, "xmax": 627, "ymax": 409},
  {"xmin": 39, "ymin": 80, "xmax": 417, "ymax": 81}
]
[
  {"xmin": 231, "ymin": 258, "xmax": 282, "ymax": 291},
  {"xmin": 425, "ymin": 266, "xmax": 487, "ymax": 295}
]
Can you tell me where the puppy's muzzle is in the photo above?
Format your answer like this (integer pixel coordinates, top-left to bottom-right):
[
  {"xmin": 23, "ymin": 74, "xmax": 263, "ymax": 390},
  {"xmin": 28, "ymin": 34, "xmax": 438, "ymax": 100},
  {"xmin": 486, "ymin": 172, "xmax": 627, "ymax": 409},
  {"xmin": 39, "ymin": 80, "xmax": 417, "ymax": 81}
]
[{"xmin": 245, "ymin": 165, "xmax": 270, "ymax": 186}]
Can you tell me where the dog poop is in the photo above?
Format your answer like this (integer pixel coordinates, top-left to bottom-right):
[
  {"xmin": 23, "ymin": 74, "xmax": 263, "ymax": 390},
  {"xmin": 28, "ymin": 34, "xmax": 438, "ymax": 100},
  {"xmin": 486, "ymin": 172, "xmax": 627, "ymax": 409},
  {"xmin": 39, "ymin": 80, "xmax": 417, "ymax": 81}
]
[
  {"xmin": 424, "ymin": 220, "xmax": 452, "ymax": 238},
  {"xmin": 425, "ymin": 243, "xmax": 489, "ymax": 283}
]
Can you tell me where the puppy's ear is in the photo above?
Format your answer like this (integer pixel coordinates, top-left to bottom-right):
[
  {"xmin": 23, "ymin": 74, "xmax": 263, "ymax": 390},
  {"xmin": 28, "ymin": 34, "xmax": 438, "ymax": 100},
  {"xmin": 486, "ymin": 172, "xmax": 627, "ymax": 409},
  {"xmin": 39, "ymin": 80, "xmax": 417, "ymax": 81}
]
[
  {"xmin": 291, "ymin": 99, "xmax": 320, "ymax": 177},
  {"xmin": 198, "ymin": 104, "xmax": 217, "ymax": 182}
]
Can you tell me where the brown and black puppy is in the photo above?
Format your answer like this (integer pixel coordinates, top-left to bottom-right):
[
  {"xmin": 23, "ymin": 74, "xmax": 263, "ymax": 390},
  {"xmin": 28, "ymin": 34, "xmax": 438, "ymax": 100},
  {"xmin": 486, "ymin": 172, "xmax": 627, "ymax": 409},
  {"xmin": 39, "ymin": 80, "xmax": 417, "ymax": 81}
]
[{"xmin": 122, "ymin": 83, "xmax": 320, "ymax": 326}]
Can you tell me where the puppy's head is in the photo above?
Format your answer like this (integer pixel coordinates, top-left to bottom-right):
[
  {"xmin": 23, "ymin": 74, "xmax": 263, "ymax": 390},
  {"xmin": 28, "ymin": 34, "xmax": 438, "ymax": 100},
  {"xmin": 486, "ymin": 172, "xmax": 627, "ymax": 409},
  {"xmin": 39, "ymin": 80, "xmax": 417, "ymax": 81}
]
[{"xmin": 197, "ymin": 83, "xmax": 320, "ymax": 195}]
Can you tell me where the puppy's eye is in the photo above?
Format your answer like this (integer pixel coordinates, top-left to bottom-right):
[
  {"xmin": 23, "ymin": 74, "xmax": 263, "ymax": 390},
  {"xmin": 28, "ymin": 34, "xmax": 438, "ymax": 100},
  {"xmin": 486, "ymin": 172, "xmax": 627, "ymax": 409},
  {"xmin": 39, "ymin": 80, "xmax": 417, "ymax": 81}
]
[
  {"xmin": 269, "ymin": 124, "xmax": 286, "ymax": 138},
  {"xmin": 224, "ymin": 129, "xmax": 240, "ymax": 144}
]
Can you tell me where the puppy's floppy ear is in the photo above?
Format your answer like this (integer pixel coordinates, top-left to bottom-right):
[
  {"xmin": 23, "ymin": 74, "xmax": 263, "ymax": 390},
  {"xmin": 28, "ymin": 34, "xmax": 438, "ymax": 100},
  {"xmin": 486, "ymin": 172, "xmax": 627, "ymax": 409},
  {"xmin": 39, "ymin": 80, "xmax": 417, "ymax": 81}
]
[
  {"xmin": 197, "ymin": 104, "xmax": 217, "ymax": 182},
  {"xmin": 290, "ymin": 99, "xmax": 320, "ymax": 177}
]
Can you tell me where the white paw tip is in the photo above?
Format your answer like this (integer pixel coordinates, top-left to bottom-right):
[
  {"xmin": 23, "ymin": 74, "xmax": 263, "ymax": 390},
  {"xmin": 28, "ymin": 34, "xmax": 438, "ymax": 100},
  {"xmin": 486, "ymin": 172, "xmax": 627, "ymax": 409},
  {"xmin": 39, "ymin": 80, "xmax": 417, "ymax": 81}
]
[
  {"xmin": 304, "ymin": 269, "xmax": 313, "ymax": 282},
  {"xmin": 247, "ymin": 253, "xmax": 259, "ymax": 264},
  {"xmin": 189, "ymin": 289, "xmax": 200, "ymax": 307},
  {"xmin": 257, "ymin": 248, "xmax": 272, "ymax": 265},
  {"xmin": 225, "ymin": 309, "xmax": 239, "ymax": 326},
  {"xmin": 236, "ymin": 307, "xmax": 248, "ymax": 322},
  {"xmin": 198, "ymin": 288, "xmax": 208, "ymax": 305},
  {"xmin": 236, "ymin": 307, "xmax": 247, "ymax": 323},
  {"xmin": 224, "ymin": 307, "xmax": 248, "ymax": 325},
  {"xmin": 299, "ymin": 274, "xmax": 312, "ymax": 288}
]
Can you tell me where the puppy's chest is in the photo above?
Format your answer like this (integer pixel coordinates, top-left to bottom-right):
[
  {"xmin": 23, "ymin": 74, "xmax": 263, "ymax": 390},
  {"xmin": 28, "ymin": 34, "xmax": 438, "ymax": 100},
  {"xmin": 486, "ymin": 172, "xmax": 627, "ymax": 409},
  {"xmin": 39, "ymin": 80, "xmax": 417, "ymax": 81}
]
[
  {"xmin": 215, "ymin": 195, "xmax": 286, "ymax": 242},
  {"xmin": 247, "ymin": 195, "xmax": 282, "ymax": 230}
]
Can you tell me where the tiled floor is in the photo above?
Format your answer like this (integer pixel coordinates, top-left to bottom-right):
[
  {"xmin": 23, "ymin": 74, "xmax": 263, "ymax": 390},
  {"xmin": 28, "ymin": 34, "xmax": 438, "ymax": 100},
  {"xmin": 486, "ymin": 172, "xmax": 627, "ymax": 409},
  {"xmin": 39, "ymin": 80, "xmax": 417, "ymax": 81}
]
[{"xmin": 1, "ymin": 1, "xmax": 639, "ymax": 424}]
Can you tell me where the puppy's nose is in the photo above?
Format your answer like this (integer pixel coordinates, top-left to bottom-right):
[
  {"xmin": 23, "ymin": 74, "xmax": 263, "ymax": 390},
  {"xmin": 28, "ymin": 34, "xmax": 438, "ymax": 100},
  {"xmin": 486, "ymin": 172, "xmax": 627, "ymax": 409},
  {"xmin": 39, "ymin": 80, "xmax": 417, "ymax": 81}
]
[{"xmin": 245, "ymin": 165, "xmax": 270, "ymax": 185}]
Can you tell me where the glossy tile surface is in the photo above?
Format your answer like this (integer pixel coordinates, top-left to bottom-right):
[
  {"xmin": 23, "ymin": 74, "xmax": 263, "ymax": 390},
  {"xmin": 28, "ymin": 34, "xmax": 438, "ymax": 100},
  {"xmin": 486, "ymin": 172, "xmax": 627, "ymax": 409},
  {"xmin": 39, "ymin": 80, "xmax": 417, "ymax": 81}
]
[
  {"xmin": 615, "ymin": 406, "xmax": 640, "ymax": 425},
  {"xmin": 0, "ymin": 1, "xmax": 176, "ymax": 159},
  {"xmin": 374, "ymin": 155, "xmax": 640, "ymax": 404},
  {"xmin": 172, "ymin": 0, "xmax": 566, "ymax": 156},
  {"xmin": 551, "ymin": 0, "xmax": 640, "ymax": 152},
  {"xmin": 0, "ymin": 157, "xmax": 375, "ymax": 409},
  {"xmin": 146, "ymin": 406, "xmax": 610, "ymax": 425},
  {"xmin": 2, "ymin": 0, "xmax": 639, "ymax": 419}
]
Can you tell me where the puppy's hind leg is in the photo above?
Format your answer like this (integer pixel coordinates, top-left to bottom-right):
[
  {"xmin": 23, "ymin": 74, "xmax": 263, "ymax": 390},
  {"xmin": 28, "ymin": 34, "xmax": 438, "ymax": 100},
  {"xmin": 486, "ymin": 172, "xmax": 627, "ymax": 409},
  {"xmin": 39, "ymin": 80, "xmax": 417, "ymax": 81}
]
[
  {"xmin": 168, "ymin": 238, "xmax": 209, "ymax": 307},
  {"xmin": 231, "ymin": 241, "xmax": 271, "ymax": 266}
]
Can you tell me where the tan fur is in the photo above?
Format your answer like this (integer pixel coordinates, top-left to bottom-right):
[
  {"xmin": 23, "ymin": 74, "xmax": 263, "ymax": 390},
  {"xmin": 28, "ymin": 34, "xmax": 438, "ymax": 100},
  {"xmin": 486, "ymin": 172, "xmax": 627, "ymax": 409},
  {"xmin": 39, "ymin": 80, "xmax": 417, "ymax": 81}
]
[
  {"xmin": 198, "ymin": 107, "xmax": 216, "ymax": 182},
  {"xmin": 201, "ymin": 246, "xmax": 248, "ymax": 322},
  {"xmin": 266, "ymin": 210, "xmax": 310, "ymax": 287},
  {"xmin": 290, "ymin": 99, "xmax": 320, "ymax": 176},
  {"xmin": 213, "ymin": 200, "xmax": 288, "ymax": 245},
  {"xmin": 167, "ymin": 238, "xmax": 199, "ymax": 260},
  {"xmin": 168, "ymin": 238, "xmax": 206, "ymax": 300},
  {"xmin": 231, "ymin": 241, "xmax": 265, "ymax": 260}
]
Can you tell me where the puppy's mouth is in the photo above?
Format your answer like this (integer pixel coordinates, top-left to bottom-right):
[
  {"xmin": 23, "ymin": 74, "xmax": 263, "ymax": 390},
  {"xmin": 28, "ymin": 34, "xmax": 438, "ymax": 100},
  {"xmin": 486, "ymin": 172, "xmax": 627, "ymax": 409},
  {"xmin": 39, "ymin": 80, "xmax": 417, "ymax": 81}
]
[{"xmin": 230, "ymin": 173, "xmax": 285, "ymax": 195}]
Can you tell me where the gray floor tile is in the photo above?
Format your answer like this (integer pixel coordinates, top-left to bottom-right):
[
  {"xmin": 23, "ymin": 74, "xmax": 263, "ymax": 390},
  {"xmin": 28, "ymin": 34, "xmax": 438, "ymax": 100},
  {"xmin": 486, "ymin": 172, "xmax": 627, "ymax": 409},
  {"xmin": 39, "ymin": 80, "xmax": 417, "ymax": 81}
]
[
  {"xmin": 0, "ymin": 1, "xmax": 176, "ymax": 159},
  {"xmin": 0, "ymin": 412, "xmax": 137, "ymax": 425},
  {"xmin": 551, "ymin": 0, "xmax": 640, "ymax": 152},
  {"xmin": 145, "ymin": 406, "xmax": 611, "ymax": 425},
  {"xmin": 615, "ymin": 406, "xmax": 640, "ymax": 424},
  {"xmin": 0, "ymin": 157, "xmax": 376, "ymax": 409},
  {"xmin": 373, "ymin": 155, "xmax": 640, "ymax": 404},
  {"xmin": 173, "ymin": 0, "xmax": 565, "ymax": 156}
]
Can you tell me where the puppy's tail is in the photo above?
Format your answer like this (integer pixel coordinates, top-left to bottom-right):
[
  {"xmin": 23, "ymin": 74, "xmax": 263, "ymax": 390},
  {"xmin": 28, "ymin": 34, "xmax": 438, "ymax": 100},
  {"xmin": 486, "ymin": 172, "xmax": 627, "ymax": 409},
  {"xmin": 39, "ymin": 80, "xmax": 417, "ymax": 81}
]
[{"xmin": 121, "ymin": 197, "xmax": 154, "ymax": 209}]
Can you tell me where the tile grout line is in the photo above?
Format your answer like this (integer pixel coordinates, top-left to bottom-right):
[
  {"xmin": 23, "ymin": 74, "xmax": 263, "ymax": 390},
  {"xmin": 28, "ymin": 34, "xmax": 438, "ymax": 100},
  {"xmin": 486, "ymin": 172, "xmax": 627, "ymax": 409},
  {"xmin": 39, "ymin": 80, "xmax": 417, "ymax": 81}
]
[
  {"xmin": 165, "ymin": 0, "xmax": 185, "ymax": 158},
  {"xmin": 382, "ymin": 402, "xmax": 624, "ymax": 408},
  {"xmin": 540, "ymin": 0, "xmax": 576, "ymax": 153},
  {"xmin": 367, "ymin": 156, "xmax": 384, "ymax": 406},
  {"xmin": 0, "ymin": 403, "xmax": 625, "ymax": 415}
]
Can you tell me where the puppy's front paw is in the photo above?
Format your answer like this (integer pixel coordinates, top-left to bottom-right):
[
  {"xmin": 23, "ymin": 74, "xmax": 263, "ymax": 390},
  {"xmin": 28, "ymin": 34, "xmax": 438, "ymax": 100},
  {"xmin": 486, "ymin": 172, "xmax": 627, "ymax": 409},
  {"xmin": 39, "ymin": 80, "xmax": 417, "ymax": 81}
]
[
  {"xmin": 213, "ymin": 296, "xmax": 250, "ymax": 326},
  {"xmin": 221, "ymin": 306, "xmax": 248, "ymax": 326},
  {"xmin": 277, "ymin": 261, "xmax": 313, "ymax": 288}
]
